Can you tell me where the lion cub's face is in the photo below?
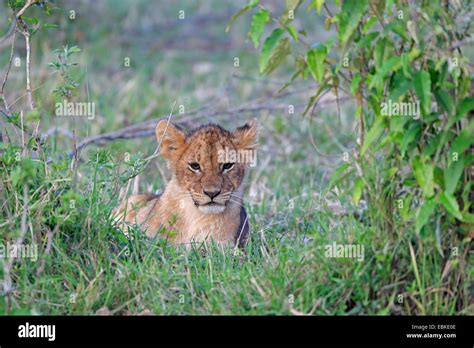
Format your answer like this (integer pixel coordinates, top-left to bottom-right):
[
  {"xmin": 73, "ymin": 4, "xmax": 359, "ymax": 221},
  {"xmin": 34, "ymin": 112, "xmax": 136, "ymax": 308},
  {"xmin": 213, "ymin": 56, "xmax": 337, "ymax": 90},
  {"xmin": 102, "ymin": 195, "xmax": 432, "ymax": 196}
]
[{"xmin": 156, "ymin": 119, "xmax": 257, "ymax": 214}]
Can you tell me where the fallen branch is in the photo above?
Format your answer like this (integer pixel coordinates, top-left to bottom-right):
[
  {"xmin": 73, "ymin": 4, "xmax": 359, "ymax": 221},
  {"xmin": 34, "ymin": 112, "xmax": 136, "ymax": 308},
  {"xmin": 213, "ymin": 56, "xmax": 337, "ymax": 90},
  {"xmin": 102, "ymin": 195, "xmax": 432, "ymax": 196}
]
[{"xmin": 72, "ymin": 94, "xmax": 351, "ymax": 155}]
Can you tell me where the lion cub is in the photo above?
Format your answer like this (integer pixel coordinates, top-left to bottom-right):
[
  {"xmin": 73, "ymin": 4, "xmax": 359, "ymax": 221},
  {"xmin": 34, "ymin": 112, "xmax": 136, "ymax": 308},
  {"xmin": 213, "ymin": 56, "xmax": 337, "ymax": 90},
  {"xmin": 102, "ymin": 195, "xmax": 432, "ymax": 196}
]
[{"xmin": 114, "ymin": 119, "xmax": 258, "ymax": 247}]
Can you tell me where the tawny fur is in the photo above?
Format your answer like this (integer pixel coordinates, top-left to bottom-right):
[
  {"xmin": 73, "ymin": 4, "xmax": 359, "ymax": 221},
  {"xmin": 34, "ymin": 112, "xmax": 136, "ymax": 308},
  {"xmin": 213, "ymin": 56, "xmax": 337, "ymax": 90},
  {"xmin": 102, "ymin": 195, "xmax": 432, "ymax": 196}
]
[{"xmin": 113, "ymin": 119, "xmax": 257, "ymax": 247}]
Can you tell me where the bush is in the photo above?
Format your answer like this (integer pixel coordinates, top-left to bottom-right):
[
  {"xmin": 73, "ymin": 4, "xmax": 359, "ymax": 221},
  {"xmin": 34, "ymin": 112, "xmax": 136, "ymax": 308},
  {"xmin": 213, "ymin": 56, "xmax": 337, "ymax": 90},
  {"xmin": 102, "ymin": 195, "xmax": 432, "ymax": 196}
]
[{"xmin": 230, "ymin": 0, "xmax": 473, "ymax": 253}]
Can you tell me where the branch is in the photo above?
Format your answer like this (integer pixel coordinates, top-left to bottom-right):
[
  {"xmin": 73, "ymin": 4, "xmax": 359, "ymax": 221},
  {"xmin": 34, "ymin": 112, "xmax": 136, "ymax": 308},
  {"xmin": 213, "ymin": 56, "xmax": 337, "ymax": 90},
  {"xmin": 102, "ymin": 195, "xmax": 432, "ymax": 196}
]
[
  {"xmin": 1, "ymin": 22, "xmax": 16, "ymax": 112},
  {"xmin": 450, "ymin": 38, "xmax": 474, "ymax": 50},
  {"xmin": 72, "ymin": 104, "xmax": 214, "ymax": 155},
  {"xmin": 72, "ymin": 94, "xmax": 351, "ymax": 155},
  {"xmin": 11, "ymin": 1, "xmax": 38, "ymax": 112},
  {"xmin": 23, "ymin": 32, "xmax": 35, "ymax": 110},
  {"xmin": 0, "ymin": 19, "xmax": 16, "ymax": 50},
  {"xmin": 16, "ymin": 0, "xmax": 37, "ymax": 18}
]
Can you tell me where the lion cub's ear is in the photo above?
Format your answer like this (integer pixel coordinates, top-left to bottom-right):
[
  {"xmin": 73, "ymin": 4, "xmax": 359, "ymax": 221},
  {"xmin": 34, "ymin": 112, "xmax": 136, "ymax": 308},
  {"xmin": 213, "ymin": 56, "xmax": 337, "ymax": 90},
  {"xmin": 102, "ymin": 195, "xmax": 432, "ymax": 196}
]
[
  {"xmin": 233, "ymin": 118, "xmax": 258, "ymax": 150},
  {"xmin": 156, "ymin": 120, "xmax": 186, "ymax": 162}
]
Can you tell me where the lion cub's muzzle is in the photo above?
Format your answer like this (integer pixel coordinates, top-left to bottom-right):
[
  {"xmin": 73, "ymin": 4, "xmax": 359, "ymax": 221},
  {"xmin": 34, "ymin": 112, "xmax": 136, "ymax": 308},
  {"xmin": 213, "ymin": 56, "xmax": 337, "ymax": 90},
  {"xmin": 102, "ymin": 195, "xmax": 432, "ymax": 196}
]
[{"xmin": 192, "ymin": 189, "xmax": 229, "ymax": 214}]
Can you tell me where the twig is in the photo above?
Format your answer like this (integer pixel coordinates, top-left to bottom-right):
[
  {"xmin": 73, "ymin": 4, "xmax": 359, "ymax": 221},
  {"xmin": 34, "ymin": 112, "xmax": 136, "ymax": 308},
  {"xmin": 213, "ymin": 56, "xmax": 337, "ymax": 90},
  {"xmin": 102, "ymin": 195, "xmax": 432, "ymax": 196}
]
[
  {"xmin": 0, "ymin": 20, "xmax": 16, "ymax": 49},
  {"xmin": 1, "ymin": 22, "xmax": 16, "ymax": 112},
  {"xmin": 142, "ymin": 101, "xmax": 176, "ymax": 165},
  {"xmin": 16, "ymin": 0, "xmax": 37, "ymax": 18},
  {"xmin": 450, "ymin": 37, "xmax": 473, "ymax": 50},
  {"xmin": 7, "ymin": 82, "xmax": 47, "ymax": 111},
  {"xmin": 12, "ymin": 0, "xmax": 39, "ymax": 112},
  {"xmin": 23, "ymin": 31, "xmax": 35, "ymax": 110},
  {"xmin": 308, "ymin": 90, "xmax": 348, "ymax": 159},
  {"xmin": 35, "ymin": 225, "xmax": 58, "ymax": 278},
  {"xmin": 0, "ymin": 20, "xmax": 17, "ymax": 143}
]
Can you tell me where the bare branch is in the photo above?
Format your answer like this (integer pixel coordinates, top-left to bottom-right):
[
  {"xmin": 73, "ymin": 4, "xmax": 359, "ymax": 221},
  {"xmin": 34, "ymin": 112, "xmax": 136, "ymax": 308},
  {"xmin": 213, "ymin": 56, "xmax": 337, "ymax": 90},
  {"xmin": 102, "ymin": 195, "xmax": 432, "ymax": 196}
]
[
  {"xmin": 72, "ymin": 94, "xmax": 350, "ymax": 155},
  {"xmin": 450, "ymin": 37, "xmax": 474, "ymax": 50},
  {"xmin": 16, "ymin": 0, "xmax": 37, "ymax": 18},
  {"xmin": 0, "ymin": 19, "xmax": 16, "ymax": 50},
  {"xmin": 1, "ymin": 22, "xmax": 16, "ymax": 111},
  {"xmin": 24, "ymin": 32, "xmax": 35, "ymax": 110}
]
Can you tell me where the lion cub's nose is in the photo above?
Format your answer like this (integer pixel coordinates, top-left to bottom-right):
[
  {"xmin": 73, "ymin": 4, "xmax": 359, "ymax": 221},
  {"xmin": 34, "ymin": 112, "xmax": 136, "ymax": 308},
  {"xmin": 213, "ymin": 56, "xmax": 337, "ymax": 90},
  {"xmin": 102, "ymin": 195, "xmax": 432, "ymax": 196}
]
[{"xmin": 203, "ymin": 189, "xmax": 221, "ymax": 200}]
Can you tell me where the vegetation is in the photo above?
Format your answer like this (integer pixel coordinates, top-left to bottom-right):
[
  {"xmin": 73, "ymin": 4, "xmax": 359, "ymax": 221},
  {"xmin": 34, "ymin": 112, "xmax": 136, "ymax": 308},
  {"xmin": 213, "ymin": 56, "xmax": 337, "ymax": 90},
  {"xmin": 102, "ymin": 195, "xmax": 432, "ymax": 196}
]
[{"xmin": 0, "ymin": 0, "xmax": 472, "ymax": 315}]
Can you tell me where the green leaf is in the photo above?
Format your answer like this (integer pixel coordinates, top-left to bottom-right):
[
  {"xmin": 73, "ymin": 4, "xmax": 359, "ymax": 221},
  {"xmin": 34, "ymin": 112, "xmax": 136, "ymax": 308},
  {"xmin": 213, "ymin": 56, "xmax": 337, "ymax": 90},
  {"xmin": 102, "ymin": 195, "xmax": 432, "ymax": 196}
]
[
  {"xmin": 423, "ymin": 132, "xmax": 449, "ymax": 158},
  {"xmin": 401, "ymin": 53, "xmax": 412, "ymax": 78},
  {"xmin": 249, "ymin": 9, "xmax": 270, "ymax": 48},
  {"xmin": 444, "ymin": 155, "xmax": 465, "ymax": 194},
  {"xmin": 43, "ymin": 23, "xmax": 59, "ymax": 29},
  {"xmin": 461, "ymin": 181, "xmax": 472, "ymax": 210},
  {"xmin": 22, "ymin": 16, "xmax": 39, "ymax": 26},
  {"xmin": 328, "ymin": 162, "xmax": 352, "ymax": 189},
  {"xmin": 412, "ymin": 156, "xmax": 434, "ymax": 198},
  {"xmin": 369, "ymin": 56, "xmax": 402, "ymax": 89},
  {"xmin": 454, "ymin": 97, "xmax": 474, "ymax": 123},
  {"xmin": 10, "ymin": 158, "xmax": 41, "ymax": 187},
  {"xmin": 415, "ymin": 198, "xmax": 436, "ymax": 233},
  {"xmin": 361, "ymin": 117, "xmax": 386, "ymax": 155},
  {"xmin": 68, "ymin": 46, "xmax": 81, "ymax": 54},
  {"xmin": 286, "ymin": 25, "xmax": 298, "ymax": 41},
  {"xmin": 440, "ymin": 192, "xmax": 463, "ymax": 221},
  {"xmin": 435, "ymin": 89, "xmax": 455, "ymax": 116},
  {"xmin": 374, "ymin": 38, "xmax": 386, "ymax": 71},
  {"xmin": 352, "ymin": 177, "xmax": 365, "ymax": 204},
  {"xmin": 226, "ymin": 0, "xmax": 260, "ymax": 32},
  {"xmin": 261, "ymin": 37, "xmax": 291, "ymax": 75},
  {"xmin": 414, "ymin": 70, "xmax": 432, "ymax": 117},
  {"xmin": 449, "ymin": 119, "xmax": 474, "ymax": 161},
  {"xmin": 399, "ymin": 122, "xmax": 421, "ymax": 157},
  {"xmin": 362, "ymin": 16, "xmax": 377, "ymax": 33},
  {"xmin": 461, "ymin": 212, "xmax": 474, "ymax": 224},
  {"xmin": 10, "ymin": 166, "xmax": 23, "ymax": 188},
  {"xmin": 339, "ymin": 0, "xmax": 368, "ymax": 45},
  {"xmin": 259, "ymin": 29, "xmax": 286, "ymax": 74},
  {"xmin": 388, "ymin": 78, "xmax": 412, "ymax": 102},
  {"xmin": 280, "ymin": 0, "xmax": 302, "ymax": 25},
  {"xmin": 312, "ymin": 0, "xmax": 325, "ymax": 15},
  {"xmin": 323, "ymin": 36, "xmax": 337, "ymax": 50},
  {"xmin": 433, "ymin": 166, "xmax": 444, "ymax": 189},
  {"xmin": 357, "ymin": 31, "xmax": 379, "ymax": 48},
  {"xmin": 408, "ymin": 47, "xmax": 421, "ymax": 61},
  {"xmin": 350, "ymin": 73, "xmax": 361, "ymax": 95},
  {"xmin": 302, "ymin": 83, "xmax": 329, "ymax": 116},
  {"xmin": 390, "ymin": 23, "xmax": 408, "ymax": 41},
  {"xmin": 307, "ymin": 46, "xmax": 327, "ymax": 82}
]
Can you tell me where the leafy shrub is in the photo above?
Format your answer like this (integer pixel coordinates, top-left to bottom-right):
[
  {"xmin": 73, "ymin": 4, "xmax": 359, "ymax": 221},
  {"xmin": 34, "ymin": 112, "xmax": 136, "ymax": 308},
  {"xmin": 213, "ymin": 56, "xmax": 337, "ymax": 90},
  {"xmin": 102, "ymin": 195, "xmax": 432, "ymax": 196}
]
[{"xmin": 229, "ymin": 0, "xmax": 473, "ymax": 240}]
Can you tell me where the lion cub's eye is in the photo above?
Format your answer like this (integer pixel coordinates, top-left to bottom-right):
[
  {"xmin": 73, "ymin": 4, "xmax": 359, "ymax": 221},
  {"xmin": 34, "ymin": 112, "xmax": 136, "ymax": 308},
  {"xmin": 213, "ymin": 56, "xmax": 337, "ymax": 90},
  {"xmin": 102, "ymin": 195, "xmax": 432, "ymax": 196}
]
[
  {"xmin": 222, "ymin": 163, "xmax": 235, "ymax": 172},
  {"xmin": 188, "ymin": 162, "xmax": 200, "ymax": 171}
]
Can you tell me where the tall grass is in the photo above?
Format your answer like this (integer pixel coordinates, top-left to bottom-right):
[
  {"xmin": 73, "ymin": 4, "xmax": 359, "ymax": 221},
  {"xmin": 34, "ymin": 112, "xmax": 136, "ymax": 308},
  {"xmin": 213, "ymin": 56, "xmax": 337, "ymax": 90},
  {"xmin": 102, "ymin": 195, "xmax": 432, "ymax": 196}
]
[{"xmin": 0, "ymin": 0, "xmax": 471, "ymax": 315}]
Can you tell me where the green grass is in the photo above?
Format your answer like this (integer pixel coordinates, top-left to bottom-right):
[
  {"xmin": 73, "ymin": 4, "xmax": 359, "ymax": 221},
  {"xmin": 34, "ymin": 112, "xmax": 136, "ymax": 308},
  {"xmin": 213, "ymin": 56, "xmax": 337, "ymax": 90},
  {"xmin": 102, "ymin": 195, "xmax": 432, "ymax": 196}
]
[
  {"xmin": 1, "ymin": 127, "xmax": 471, "ymax": 315},
  {"xmin": 0, "ymin": 0, "xmax": 471, "ymax": 315}
]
